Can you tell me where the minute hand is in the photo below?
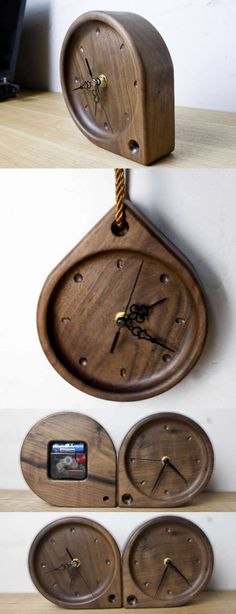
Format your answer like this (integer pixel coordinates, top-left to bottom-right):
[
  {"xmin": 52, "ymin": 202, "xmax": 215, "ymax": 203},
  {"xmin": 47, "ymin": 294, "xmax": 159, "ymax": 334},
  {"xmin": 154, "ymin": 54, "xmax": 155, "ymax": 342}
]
[{"xmin": 126, "ymin": 323, "xmax": 175, "ymax": 353}]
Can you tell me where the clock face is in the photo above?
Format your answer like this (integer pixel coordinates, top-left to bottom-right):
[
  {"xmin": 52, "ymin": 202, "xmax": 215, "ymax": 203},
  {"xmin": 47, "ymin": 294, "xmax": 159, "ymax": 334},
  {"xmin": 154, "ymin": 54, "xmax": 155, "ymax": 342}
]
[
  {"xmin": 29, "ymin": 518, "xmax": 121, "ymax": 608},
  {"xmin": 123, "ymin": 516, "xmax": 213, "ymax": 607},
  {"xmin": 44, "ymin": 248, "xmax": 206, "ymax": 400},
  {"xmin": 61, "ymin": 18, "xmax": 138, "ymax": 138},
  {"xmin": 119, "ymin": 413, "xmax": 214, "ymax": 507}
]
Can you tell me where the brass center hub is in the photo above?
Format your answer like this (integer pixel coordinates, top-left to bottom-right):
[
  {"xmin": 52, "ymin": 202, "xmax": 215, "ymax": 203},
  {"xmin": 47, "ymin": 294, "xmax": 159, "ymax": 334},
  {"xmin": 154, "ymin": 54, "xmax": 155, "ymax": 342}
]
[
  {"xmin": 71, "ymin": 558, "xmax": 81, "ymax": 568},
  {"xmin": 94, "ymin": 74, "xmax": 108, "ymax": 88},
  {"xmin": 161, "ymin": 455, "xmax": 171, "ymax": 465},
  {"xmin": 164, "ymin": 557, "xmax": 172, "ymax": 566}
]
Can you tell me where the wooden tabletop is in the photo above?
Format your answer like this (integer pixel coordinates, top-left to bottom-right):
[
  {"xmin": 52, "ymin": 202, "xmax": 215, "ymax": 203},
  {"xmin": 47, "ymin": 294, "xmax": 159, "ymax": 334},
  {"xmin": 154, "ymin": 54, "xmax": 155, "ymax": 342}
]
[
  {"xmin": 0, "ymin": 90, "xmax": 235, "ymax": 168},
  {"xmin": 0, "ymin": 592, "xmax": 235, "ymax": 613},
  {"xmin": 0, "ymin": 490, "xmax": 235, "ymax": 512}
]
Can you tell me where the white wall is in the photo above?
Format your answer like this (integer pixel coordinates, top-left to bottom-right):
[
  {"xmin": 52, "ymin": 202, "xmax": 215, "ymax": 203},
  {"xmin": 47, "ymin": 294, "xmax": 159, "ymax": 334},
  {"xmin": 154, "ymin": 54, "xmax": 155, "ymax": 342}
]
[
  {"xmin": 17, "ymin": 0, "xmax": 236, "ymax": 111},
  {"xmin": 0, "ymin": 512, "xmax": 235, "ymax": 592}
]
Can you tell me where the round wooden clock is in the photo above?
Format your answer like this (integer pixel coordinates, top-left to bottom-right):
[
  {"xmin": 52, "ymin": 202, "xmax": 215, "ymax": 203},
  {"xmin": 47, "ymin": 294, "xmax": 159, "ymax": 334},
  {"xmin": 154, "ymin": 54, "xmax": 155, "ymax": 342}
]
[
  {"xmin": 29, "ymin": 517, "xmax": 122, "ymax": 608},
  {"xmin": 60, "ymin": 11, "xmax": 174, "ymax": 165},
  {"xmin": 122, "ymin": 516, "xmax": 214, "ymax": 608},
  {"xmin": 37, "ymin": 202, "xmax": 207, "ymax": 401},
  {"xmin": 118, "ymin": 413, "xmax": 214, "ymax": 507}
]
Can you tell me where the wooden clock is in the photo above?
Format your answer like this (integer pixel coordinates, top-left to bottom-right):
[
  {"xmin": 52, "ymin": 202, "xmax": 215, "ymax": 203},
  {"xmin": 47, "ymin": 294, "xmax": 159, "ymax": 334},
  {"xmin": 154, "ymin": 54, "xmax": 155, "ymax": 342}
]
[
  {"xmin": 118, "ymin": 413, "xmax": 214, "ymax": 507},
  {"xmin": 28, "ymin": 517, "xmax": 122, "ymax": 608},
  {"xmin": 60, "ymin": 11, "xmax": 174, "ymax": 165},
  {"xmin": 122, "ymin": 516, "xmax": 214, "ymax": 608},
  {"xmin": 37, "ymin": 201, "xmax": 207, "ymax": 401},
  {"xmin": 20, "ymin": 412, "xmax": 116, "ymax": 507}
]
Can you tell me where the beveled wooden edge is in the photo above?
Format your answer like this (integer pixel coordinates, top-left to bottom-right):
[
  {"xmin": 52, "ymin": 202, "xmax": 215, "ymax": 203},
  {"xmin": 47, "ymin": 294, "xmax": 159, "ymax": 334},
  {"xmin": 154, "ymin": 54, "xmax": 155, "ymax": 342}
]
[
  {"xmin": 60, "ymin": 11, "xmax": 145, "ymax": 146},
  {"xmin": 122, "ymin": 515, "xmax": 214, "ymax": 608},
  {"xmin": 29, "ymin": 516, "xmax": 122, "ymax": 609},
  {"xmin": 20, "ymin": 411, "xmax": 117, "ymax": 507},
  {"xmin": 37, "ymin": 202, "xmax": 208, "ymax": 401},
  {"xmin": 118, "ymin": 412, "xmax": 214, "ymax": 507}
]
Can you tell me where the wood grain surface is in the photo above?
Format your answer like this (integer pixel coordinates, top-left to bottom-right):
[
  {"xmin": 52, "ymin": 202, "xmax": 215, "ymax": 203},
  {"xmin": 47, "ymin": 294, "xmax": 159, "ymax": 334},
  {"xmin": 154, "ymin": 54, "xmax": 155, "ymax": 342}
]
[
  {"xmin": 118, "ymin": 413, "xmax": 214, "ymax": 508},
  {"xmin": 122, "ymin": 516, "xmax": 214, "ymax": 608},
  {"xmin": 20, "ymin": 412, "xmax": 116, "ymax": 507},
  {"xmin": 28, "ymin": 517, "xmax": 121, "ymax": 609},
  {"xmin": 0, "ymin": 592, "xmax": 234, "ymax": 614},
  {"xmin": 0, "ymin": 490, "xmax": 235, "ymax": 512},
  {"xmin": 61, "ymin": 11, "xmax": 174, "ymax": 164},
  {"xmin": 0, "ymin": 91, "xmax": 235, "ymax": 168},
  {"xmin": 37, "ymin": 201, "xmax": 207, "ymax": 401}
]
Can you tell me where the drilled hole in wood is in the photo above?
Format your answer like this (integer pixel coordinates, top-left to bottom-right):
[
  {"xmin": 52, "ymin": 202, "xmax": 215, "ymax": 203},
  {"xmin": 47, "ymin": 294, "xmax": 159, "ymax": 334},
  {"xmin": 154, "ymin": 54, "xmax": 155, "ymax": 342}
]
[
  {"xmin": 122, "ymin": 493, "xmax": 133, "ymax": 505},
  {"xmin": 127, "ymin": 595, "xmax": 137, "ymax": 606},
  {"xmin": 111, "ymin": 221, "xmax": 129, "ymax": 236},
  {"xmin": 108, "ymin": 594, "xmax": 116, "ymax": 603},
  {"xmin": 128, "ymin": 139, "xmax": 139, "ymax": 154},
  {"xmin": 160, "ymin": 273, "xmax": 169, "ymax": 283},
  {"xmin": 74, "ymin": 273, "xmax": 83, "ymax": 283},
  {"xmin": 103, "ymin": 495, "xmax": 110, "ymax": 502}
]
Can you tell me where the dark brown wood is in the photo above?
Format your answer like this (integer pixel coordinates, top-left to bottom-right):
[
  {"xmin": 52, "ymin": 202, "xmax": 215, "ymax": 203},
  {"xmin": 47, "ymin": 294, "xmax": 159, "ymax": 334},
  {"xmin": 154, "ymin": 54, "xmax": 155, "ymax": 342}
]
[
  {"xmin": 37, "ymin": 201, "xmax": 207, "ymax": 401},
  {"xmin": 122, "ymin": 516, "xmax": 214, "ymax": 608},
  {"xmin": 118, "ymin": 413, "xmax": 214, "ymax": 508},
  {"xmin": 60, "ymin": 11, "xmax": 174, "ymax": 165},
  {"xmin": 21, "ymin": 412, "xmax": 116, "ymax": 507},
  {"xmin": 29, "ymin": 517, "xmax": 122, "ymax": 608}
]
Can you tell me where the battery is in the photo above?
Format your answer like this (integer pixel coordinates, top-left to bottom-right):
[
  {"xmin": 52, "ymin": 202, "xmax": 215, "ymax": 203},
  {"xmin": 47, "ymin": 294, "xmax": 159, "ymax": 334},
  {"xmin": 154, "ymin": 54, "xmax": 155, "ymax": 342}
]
[{"xmin": 49, "ymin": 441, "xmax": 87, "ymax": 480}]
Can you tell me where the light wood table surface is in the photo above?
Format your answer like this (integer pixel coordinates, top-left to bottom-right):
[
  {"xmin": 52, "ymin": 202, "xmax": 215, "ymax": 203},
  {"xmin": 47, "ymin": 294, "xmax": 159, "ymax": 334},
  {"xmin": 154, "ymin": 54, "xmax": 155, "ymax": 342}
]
[
  {"xmin": 0, "ymin": 592, "xmax": 235, "ymax": 613},
  {"xmin": 0, "ymin": 90, "xmax": 235, "ymax": 168},
  {"xmin": 0, "ymin": 490, "xmax": 235, "ymax": 512}
]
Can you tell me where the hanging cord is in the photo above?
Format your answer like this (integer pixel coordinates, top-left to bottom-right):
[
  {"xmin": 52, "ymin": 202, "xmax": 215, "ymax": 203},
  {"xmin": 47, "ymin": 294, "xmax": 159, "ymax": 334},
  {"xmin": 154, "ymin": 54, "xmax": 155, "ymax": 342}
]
[{"xmin": 114, "ymin": 168, "xmax": 126, "ymax": 231}]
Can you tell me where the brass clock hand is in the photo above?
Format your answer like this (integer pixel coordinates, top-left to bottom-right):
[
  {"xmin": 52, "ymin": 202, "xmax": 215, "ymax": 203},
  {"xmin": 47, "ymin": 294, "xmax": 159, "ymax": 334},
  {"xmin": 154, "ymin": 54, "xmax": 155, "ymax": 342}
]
[
  {"xmin": 168, "ymin": 560, "xmax": 192, "ymax": 586},
  {"xmin": 110, "ymin": 260, "xmax": 144, "ymax": 353},
  {"xmin": 165, "ymin": 458, "xmax": 188, "ymax": 483}
]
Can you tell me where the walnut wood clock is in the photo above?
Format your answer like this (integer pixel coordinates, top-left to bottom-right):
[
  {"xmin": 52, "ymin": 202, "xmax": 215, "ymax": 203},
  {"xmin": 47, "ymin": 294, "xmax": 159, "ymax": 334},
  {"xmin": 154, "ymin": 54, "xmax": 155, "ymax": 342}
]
[
  {"xmin": 37, "ymin": 202, "xmax": 207, "ymax": 401},
  {"xmin": 29, "ymin": 517, "xmax": 122, "ymax": 608},
  {"xmin": 123, "ymin": 516, "xmax": 214, "ymax": 608},
  {"xmin": 60, "ymin": 11, "xmax": 174, "ymax": 165},
  {"xmin": 20, "ymin": 412, "xmax": 116, "ymax": 507},
  {"xmin": 118, "ymin": 413, "xmax": 214, "ymax": 507}
]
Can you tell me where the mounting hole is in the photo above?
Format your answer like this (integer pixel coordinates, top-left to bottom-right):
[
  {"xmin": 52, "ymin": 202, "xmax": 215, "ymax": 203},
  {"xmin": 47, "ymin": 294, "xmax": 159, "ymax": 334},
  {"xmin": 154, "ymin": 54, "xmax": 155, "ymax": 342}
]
[
  {"xmin": 111, "ymin": 220, "xmax": 129, "ymax": 236},
  {"xmin": 74, "ymin": 273, "xmax": 83, "ymax": 283},
  {"xmin": 108, "ymin": 594, "xmax": 116, "ymax": 604},
  {"xmin": 103, "ymin": 495, "xmax": 110, "ymax": 502},
  {"xmin": 160, "ymin": 273, "xmax": 169, "ymax": 284},
  {"xmin": 127, "ymin": 595, "xmax": 137, "ymax": 606},
  {"xmin": 122, "ymin": 493, "xmax": 133, "ymax": 505},
  {"xmin": 128, "ymin": 139, "xmax": 139, "ymax": 155}
]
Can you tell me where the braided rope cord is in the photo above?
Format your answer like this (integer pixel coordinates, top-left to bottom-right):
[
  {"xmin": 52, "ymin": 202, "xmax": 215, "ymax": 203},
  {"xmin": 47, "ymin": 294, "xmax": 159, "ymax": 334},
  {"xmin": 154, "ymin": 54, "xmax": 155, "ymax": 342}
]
[{"xmin": 114, "ymin": 168, "xmax": 126, "ymax": 229}]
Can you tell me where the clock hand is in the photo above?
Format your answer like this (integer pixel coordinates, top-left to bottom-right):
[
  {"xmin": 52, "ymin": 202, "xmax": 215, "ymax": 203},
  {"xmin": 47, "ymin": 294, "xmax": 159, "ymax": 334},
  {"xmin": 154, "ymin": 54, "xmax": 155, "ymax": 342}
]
[
  {"xmin": 110, "ymin": 260, "xmax": 144, "ymax": 354},
  {"xmin": 126, "ymin": 322, "xmax": 175, "ymax": 353},
  {"xmin": 66, "ymin": 548, "xmax": 74, "ymax": 561},
  {"xmin": 46, "ymin": 563, "xmax": 71, "ymax": 573},
  {"xmin": 168, "ymin": 560, "xmax": 192, "ymax": 586},
  {"xmin": 85, "ymin": 57, "xmax": 93, "ymax": 79},
  {"xmin": 151, "ymin": 462, "xmax": 166, "ymax": 493},
  {"xmin": 73, "ymin": 80, "xmax": 92, "ymax": 91},
  {"xmin": 154, "ymin": 564, "xmax": 169, "ymax": 595},
  {"xmin": 130, "ymin": 457, "xmax": 162, "ymax": 462},
  {"xmin": 129, "ymin": 298, "xmax": 167, "ymax": 323},
  {"xmin": 165, "ymin": 458, "xmax": 188, "ymax": 483}
]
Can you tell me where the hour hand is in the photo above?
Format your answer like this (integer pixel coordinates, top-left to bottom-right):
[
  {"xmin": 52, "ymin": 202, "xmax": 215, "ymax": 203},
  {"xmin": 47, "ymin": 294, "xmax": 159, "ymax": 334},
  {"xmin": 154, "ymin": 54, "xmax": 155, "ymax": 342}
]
[
  {"xmin": 129, "ymin": 298, "xmax": 166, "ymax": 323},
  {"xmin": 169, "ymin": 561, "xmax": 192, "ymax": 586},
  {"xmin": 165, "ymin": 458, "xmax": 187, "ymax": 483}
]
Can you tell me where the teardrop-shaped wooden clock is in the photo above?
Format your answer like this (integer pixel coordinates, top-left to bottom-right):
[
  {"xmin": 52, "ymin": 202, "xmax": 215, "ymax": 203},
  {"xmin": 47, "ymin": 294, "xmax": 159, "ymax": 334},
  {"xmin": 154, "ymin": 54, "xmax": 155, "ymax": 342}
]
[
  {"xmin": 60, "ymin": 11, "xmax": 174, "ymax": 165},
  {"xmin": 123, "ymin": 516, "xmax": 214, "ymax": 608},
  {"xmin": 20, "ymin": 412, "xmax": 116, "ymax": 507},
  {"xmin": 118, "ymin": 413, "xmax": 214, "ymax": 507},
  {"xmin": 37, "ymin": 201, "xmax": 207, "ymax": 401},
  {"xmin": 29, "ymin": 517, "xmax": 122, "ymax": 608}
]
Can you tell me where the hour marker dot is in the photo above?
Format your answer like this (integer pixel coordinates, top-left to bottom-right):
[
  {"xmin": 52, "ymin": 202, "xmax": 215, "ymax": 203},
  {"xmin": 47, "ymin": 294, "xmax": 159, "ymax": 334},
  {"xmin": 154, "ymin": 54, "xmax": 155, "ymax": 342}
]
[
  {"xmin": 134, "ymin": 560, "xmax": 138, "ymax": 566},
  {"xmin": 106, "ymin": 559, "xmax": 111, "ymax": 565},
  {"xmin": 84, "ymin": 104, "xmax": 88, "ymax": 111},
  {"xmin": 41, "ymin": 563, "xmax": 46, "ymax": 568},
  {"xmin": 134, "ymin": 80, "xmax": 138, "ymax": 87},
  {"xmin": 124, "ymin": 112, "xmax": 129, "ymax": 122},
  {"xmin": 164, "ymin": 424, "xmax": 169, "ymax": 430},
  {"xmin": 176, "ymin": 317, "xmax": 186, "ymax": 324},
  {"xmin": 79, "ymin": 357, "xmax": 87, "ymax": 366},
  {"xmin": 187, "ymin": 435, "xmax": 192, "ymax": 441},
  {"xmin": 163, "ymin": 354, "xmax": 171, "ymax": 363},
  {"xmin": 61, "ymin": 317, "xmax": 71, "ymax": 324},
  {"xmin": 120, "ymin": 43, "xmax": 125, "ymax": 50},
  {"xmin": 120, "ymin": 368, "xmax": 127, "ymax": 377},
  {"xmin": 74, "ymin": 273, "xmax": 83, "ymax": 283},
  {"xmin": 53, "ymin": 583, "xmax": 57, "ymax": 588},
  {"xmin": 94, "ymin": 538, "xmax": 99, "ymax": 543},
  {"xmin": 196, "ymin": 459, "xmax": 201, "ymax": 464},
  {"xmin": 70, "ymin": 528, "xmax": 75, "ymax": 533},
  {"xmin": 141, "ymin": 480, "xmax": 146, "ymax": 486},
  {"xmin": 160, "ymin": 274, "xmax": 169, "ymax": 284},
  {"xmin": 144, "ymin": 581, "xmax": 150, "ymax": 587},
  {"xmin": 130, "ymin": 458, "xmax": 135, "ymax": 463},
  {"xmin": 80, "ymin": 46, "xmax": 84, "ymax": 53},
  {"xmin": 74, "ymin": 76, "xmax": 79, "ymax": 83},
  {"xmin": 117, "ymin": 259, "xmax": 124, "ymax": 269},
  {"xmin": 104, "ymin": 122, "xmax": 109, "ymax": 130},
  {"xmin": 167, "ymin": 589, "xmax": 172, "ymax": 595},
  {"xmin": 164, "ymin": 490, "xmax": 170, "ymax": 494},
  {"xmin": 50, "ymin": 538, "xmax": 56, "ymax": 544},
  {"xmin": 188, "ymin": 537, "xmax": 193, "ymax": 543},
  {"xmin": 96, "ymin": 27, "xmax": 100, "ymax": 35}
]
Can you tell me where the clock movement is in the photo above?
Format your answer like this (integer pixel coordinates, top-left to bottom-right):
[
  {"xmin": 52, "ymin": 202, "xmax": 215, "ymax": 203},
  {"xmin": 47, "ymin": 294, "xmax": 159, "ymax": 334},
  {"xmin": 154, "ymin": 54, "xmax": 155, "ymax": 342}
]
[
  {"xmin": 20, "ymin": 412, "xmax": 116, "ymax": 507},
  {"xmin": 118, "ymin": 413, "xmax": 214, "ymax": 507},
  {"xmin": 122, "ymin": 516, "xmax": 214, "ymax": 608},
  {"xmin": 29, "ymin": 517, "xmax": 122, "ymax": 608},
  {"xmin": 60, "ymin": 11, "xmax": 174, "ymax": 164},
  {"xmin": 37, "ymin": 199, "xmax": 207, "ymax": 401}
]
